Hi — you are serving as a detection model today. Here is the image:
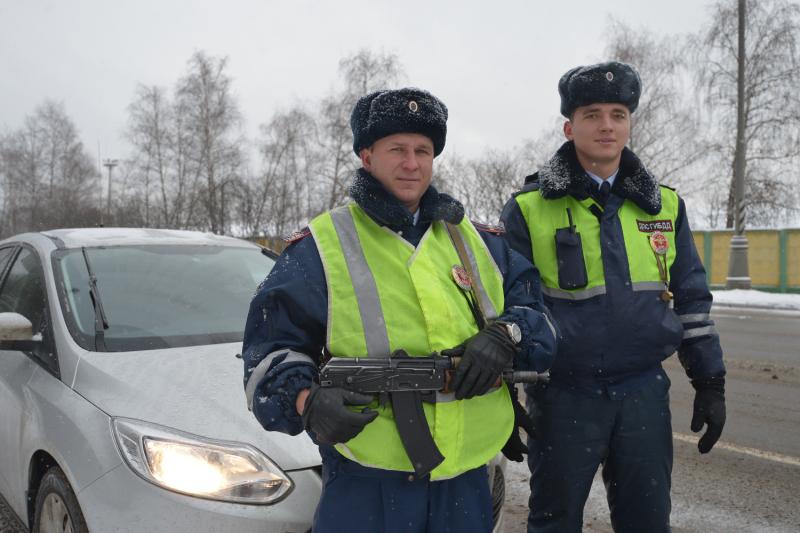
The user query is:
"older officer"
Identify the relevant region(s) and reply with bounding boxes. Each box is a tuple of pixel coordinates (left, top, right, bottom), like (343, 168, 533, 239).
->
(243, 87, 557, 533)
(501, 62, 726, 532)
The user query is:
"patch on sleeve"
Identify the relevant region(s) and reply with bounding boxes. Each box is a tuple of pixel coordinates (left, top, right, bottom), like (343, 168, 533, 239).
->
(283, 227, 311, 243)
(637, 219, 674, 233)
(472, 220, 505, 235)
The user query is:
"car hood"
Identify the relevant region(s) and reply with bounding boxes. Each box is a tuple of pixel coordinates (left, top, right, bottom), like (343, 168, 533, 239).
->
(71, 342, 320, 471)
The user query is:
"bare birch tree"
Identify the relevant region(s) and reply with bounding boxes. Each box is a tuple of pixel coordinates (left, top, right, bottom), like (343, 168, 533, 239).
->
(176, 52, 244, 234)
(605, 18, 709, 194)
(316, 49, 405, 211)
(697, 0, 800, 227)
(247, 107, 319, 238)
(242, 49, 406, 238)
(436, 136, 555, 223)
(126, 84, 199, 228)
(436, 149, 524, 222)
(0, 101, 100, 236)
(126, 84, 170, 227)
(125, 52, 245, 232)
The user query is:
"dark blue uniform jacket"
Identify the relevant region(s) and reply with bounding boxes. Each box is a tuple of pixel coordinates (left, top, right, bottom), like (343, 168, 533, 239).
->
(501, 142, 724, 395)
(244, 169, 558, 436)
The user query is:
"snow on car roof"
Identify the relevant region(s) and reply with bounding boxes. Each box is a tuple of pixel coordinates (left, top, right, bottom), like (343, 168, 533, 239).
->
(40, 227, 259, 249)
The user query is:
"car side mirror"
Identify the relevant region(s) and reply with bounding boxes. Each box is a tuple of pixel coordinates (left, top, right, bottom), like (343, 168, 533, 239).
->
(0, 312, 42, 351)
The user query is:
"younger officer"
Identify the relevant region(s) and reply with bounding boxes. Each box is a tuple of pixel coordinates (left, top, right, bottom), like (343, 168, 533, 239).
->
(501, 62, 726, 532)
(243, 87, 557, 533)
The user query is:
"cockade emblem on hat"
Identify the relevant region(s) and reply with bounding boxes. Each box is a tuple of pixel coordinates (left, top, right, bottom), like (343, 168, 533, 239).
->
(606, 71, 614, 82)
(408, 100, 419, 112)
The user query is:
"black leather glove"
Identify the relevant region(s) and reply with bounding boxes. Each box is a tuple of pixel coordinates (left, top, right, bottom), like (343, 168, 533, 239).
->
(690, 377, 726, 454)
(444, 323, 517, 400)
(301, 383, 378, 445)
(501, 385, 539, 462)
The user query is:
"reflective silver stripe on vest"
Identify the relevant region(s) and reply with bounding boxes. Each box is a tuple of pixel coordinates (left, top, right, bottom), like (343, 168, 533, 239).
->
(683, 325, 718, 340)
(678, 313, 711, 324)
(541, 285, 607, 300)
(330, 207, 392, 358)
(445, 222, 499, 321)
(245, 349, 315, 411)
(631, 281, 667, 292)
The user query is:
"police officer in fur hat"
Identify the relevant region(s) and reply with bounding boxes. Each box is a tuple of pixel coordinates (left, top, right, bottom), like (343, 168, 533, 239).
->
(243, 87, 558, 532)
(501, 62, 726, 532)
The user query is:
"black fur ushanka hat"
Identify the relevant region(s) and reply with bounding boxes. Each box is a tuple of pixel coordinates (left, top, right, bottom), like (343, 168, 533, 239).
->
(559, 61, 641, 118)
(350, 88, 448, 156)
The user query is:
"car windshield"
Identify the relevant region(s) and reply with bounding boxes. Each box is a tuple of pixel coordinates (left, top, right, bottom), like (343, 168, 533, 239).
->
(54, 245, 274, 352)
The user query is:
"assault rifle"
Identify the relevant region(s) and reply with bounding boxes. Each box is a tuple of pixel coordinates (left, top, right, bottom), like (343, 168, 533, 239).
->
(319, 349, 548, 478)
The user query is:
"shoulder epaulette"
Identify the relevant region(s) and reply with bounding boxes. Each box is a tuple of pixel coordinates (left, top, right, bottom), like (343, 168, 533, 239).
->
(513, 173, 541, 197)
(659, 183, 676, 192)
(472, 220, 505, 235)
(283, 227, 311, 244)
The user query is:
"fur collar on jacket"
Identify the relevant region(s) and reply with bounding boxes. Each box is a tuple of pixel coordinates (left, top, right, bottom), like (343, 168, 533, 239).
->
(349, 168, 465, 229)
(534, 141, 662, 215)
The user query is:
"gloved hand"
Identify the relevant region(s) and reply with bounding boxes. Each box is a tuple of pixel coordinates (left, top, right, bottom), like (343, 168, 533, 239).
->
(444, 323, 517, 400)
(301, 383, 378, 445)
(690, 377, 726, 454)
(501, 385, 539, 462)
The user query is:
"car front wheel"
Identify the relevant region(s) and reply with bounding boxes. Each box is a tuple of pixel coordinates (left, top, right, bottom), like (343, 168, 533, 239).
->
(33, 467, 88, 533)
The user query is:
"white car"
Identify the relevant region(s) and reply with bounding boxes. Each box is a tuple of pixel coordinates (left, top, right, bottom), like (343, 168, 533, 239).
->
(0, 227, 508, 533)
(0, 228, 321, 532)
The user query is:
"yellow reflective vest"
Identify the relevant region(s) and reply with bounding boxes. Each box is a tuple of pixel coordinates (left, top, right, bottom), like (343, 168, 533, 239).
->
(510, 181, 686, 384)
(308, 202, 513, 479)
(515, 185, 681, 300)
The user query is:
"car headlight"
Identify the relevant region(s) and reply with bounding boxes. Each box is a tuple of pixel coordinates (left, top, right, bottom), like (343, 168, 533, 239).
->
(112, 418, 293, 504)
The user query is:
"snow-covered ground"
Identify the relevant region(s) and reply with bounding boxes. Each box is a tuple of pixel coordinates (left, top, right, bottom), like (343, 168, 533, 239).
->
(712, 289, 800, 311)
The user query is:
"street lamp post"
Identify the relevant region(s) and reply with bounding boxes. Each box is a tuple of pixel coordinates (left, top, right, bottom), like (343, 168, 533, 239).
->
(726, 0, 751, 289)
(103, 159, 118, 224)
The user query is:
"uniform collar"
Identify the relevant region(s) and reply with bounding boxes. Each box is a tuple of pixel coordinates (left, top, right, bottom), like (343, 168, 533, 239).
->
(535, 141, 662, 215)
(586, 169, 618, 189)
(349, 168, 465, 229)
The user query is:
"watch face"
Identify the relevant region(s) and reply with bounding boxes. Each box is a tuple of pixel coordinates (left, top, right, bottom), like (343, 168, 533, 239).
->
(501, 322, 521, 344)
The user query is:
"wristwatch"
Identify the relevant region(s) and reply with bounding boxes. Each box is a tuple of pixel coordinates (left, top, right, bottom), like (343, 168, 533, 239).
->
(495, 320, 522, 345)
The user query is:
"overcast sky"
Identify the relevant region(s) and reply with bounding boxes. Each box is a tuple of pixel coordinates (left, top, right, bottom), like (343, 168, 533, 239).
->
(0, 0, 717, 165)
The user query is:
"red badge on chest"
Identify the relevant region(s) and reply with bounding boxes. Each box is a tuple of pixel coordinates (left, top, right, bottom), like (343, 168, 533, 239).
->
(451, 265, 472, 290)
(649, 231, 669, 255)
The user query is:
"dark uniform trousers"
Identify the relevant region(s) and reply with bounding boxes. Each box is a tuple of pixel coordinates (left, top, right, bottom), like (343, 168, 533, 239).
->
(314, 451, 494, 533)
(526, 372, 673, 533)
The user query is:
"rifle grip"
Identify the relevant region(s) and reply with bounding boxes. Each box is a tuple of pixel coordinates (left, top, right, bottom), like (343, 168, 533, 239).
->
(444, 356, 502, 392)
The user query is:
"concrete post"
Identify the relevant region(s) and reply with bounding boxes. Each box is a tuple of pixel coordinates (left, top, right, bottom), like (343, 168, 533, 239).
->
(726, 0, 751, 289)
